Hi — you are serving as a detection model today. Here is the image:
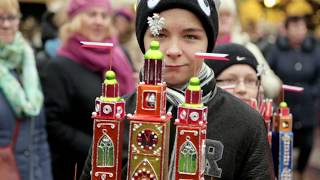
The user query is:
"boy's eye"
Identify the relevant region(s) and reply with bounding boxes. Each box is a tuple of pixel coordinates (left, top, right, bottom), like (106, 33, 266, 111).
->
(184, 34, 198, 40)
(158, 33, 167, 39)
(245, 79, 258, 86)
(217, 79, 236, 84)
(225, 79, 236, 84)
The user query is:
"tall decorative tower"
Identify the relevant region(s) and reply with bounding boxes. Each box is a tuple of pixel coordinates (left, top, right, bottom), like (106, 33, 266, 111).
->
(127, 41, 171, 180)
(174, 77, 207, 180)
(272, 102, 293, 180)
(91, 70, 125, 180)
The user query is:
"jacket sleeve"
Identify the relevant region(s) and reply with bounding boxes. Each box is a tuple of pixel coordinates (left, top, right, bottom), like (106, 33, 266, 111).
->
(79, 147, 92, 180)
(42, 61, 91, 155)
(239, 116, 275, 180)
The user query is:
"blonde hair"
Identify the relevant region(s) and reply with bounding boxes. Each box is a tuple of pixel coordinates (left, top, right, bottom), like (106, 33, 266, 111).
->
(219, 0, 237, 15)
(59, 12, 116, 43)
(0, 0, 20, 14)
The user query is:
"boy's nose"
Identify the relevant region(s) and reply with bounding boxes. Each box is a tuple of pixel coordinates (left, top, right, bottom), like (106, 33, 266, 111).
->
(165, 39, 182, 59)
(234, 81, 247, 95)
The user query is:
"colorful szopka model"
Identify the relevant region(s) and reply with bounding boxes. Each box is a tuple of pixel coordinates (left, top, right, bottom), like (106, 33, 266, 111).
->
(91, 70, 126, 180)
(173, 77, 207, 179)
(127, 40, 171, 180)
(272, 101, 293, 180)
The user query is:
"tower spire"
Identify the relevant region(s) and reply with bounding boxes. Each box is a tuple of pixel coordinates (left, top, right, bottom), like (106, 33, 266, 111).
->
(143, 41, 164, 85)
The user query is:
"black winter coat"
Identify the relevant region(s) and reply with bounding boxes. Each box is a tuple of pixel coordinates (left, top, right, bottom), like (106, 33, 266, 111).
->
(41, 56, 102, 180)
(267, 36, 320, 129)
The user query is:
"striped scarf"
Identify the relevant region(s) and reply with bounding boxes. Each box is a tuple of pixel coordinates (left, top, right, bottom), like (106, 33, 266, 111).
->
(166, 63, 217, 108)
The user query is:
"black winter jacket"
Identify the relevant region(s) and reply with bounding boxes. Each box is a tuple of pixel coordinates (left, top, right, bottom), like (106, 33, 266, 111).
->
(267, 36, 320, 129)
(41, 56, 103, 180)
(80, 87, 274, 180)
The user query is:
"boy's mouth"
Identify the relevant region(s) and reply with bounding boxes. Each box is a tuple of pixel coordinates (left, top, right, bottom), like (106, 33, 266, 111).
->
(165, 64, 185, 68)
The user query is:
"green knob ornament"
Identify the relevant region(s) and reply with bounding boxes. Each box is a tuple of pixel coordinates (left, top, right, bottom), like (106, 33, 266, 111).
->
(144, 40, 164, 60)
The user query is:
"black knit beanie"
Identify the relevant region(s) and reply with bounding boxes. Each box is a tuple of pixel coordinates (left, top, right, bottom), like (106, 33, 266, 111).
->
(206, 43, 259, 77)
(135, 0, 220, 53)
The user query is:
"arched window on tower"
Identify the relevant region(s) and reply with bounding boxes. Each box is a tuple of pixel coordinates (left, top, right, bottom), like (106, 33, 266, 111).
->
(97, 133, 114, 167)
(179, 140, 197, 174)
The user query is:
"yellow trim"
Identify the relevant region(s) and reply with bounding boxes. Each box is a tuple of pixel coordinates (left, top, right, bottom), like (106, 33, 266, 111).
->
(100, 96, 122, 102)
(182, 103, 203, 108)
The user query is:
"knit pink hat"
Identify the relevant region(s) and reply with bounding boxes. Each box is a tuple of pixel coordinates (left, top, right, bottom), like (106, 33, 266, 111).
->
(67, 0, 112, 18)
(114, 7, 134, 21)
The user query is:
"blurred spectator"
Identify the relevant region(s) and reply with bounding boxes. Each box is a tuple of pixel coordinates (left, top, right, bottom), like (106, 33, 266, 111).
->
(19, 15, 42, 50)
(254, 21, 280, 58)
(266, 15, 320, 180)
(36, 0, 67, 71)
(41, 0, 135, 179)
(113, 6, 143, 82)
(113, 7, 134, 44)
(215, 0, 282, 99)
(0, 0, 52, 180)
(41, 0, 67, 59)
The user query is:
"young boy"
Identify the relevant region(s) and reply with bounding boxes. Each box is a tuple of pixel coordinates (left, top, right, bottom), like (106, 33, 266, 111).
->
(80, 0, 274, 179)
(206, 43, 263, 104)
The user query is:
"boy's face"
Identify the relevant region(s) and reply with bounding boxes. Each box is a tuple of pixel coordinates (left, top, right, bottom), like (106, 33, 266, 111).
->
(144, 8, 208, 88)
(216, 64, 259, 102)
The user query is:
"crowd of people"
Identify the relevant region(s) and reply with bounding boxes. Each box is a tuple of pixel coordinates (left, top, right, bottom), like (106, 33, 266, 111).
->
(0, 0, 319, 180)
